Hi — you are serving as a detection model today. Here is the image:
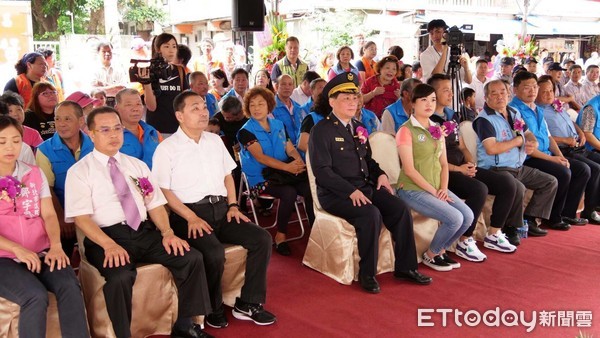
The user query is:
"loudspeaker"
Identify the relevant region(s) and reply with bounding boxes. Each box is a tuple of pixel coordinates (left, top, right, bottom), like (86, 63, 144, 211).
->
(232, 0, 265, 32)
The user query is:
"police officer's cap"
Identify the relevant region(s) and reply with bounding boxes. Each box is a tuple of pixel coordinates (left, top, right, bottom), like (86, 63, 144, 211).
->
(323, 72, 360, 98)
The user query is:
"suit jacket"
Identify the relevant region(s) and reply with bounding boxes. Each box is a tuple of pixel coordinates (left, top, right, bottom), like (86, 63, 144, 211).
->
(308, 112, 385, 202)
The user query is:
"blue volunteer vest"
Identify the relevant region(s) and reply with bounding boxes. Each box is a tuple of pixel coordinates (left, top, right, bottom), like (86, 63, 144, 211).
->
(576, 95, 600, 151)
(37, 132, 93, 206)
(205, 92, 219, 118)
(475, 107, 526, 169)
(384, 100, 409, 133)
(359, 108, 379, 135)
(238, 117, 288, 187)
(272, 95, 306, 146)
(120, 121, 161, 169)
(330, 63, 360, 77)
(509, 97, 551, 155)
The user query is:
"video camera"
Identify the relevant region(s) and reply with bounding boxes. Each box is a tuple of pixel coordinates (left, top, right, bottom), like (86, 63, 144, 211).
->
(445, 26, 464, 69)
(128, 57, 172, 85)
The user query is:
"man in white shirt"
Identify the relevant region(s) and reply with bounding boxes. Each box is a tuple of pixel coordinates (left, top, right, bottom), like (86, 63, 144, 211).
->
(290, 71, 320, 106)
(581, 65, 600, 105)
(564, 64, 586, 108)
(65, 107, 213, 338)
(469, 59, 490, 112)
(420, 19, 472, 84)
(152, 91, 276, 329)
(90, 42, 128, 105)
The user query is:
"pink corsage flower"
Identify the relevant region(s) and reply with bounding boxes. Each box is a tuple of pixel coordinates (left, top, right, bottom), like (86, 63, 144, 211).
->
(552, 99, 564, 113)
(428, 121, 457, 140)
(513, 118, 525, 132)
(0, 176, 24, 211)
(429, 125, 443, 140)
(356, 126, 369, 144)
(443, 121, 458, 135)
(131, 176, 154, 199)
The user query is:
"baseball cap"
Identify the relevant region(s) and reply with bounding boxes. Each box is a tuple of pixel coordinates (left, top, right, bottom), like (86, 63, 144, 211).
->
(512, 65, 526, 76)
(500, 57, 515, 66)
(65, 91, 99, 108)
(524, 57, 537, 64)
(547, 62, 566, 71)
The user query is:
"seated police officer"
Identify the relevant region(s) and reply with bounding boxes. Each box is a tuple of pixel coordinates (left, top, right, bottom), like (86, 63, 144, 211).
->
(308, 72, 431, 293)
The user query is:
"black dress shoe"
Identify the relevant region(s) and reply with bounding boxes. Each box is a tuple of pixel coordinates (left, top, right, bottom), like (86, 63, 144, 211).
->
(543, 221, 571, 231)
(171, 323, 214, 338)
(582, 211, 600, 225)
(358, 274, 381, 294)
(527, 224, 548, 237)
(394, 270, 432, 285)
(562, 216, 587, 226)
(274, 242, 291, 256)
(504, 227, 521, 246)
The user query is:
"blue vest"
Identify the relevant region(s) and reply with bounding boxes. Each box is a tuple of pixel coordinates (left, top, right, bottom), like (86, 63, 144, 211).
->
(576, 95, 600, 151)
(301, 97, 314, 114)
(510, 97, 551, 155)
(475, 107, 526, 169)
(272, 95, 306, 146)
(120, 121, 161, 169)
(331, 63, 359, 77)
(238, 118, 288, 187)
(205, 93, 219, 118)
(37, 132, 93, 206)
(384, 101, 409, 133)
(359, 108, 379, 135)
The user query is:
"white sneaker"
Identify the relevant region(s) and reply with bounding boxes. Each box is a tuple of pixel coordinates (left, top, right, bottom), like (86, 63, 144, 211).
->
(455, 237, 487, 262)
(484, 232, 517, 253)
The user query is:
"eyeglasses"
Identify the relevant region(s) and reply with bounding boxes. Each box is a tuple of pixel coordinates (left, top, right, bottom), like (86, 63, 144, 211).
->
(94, 125, 124, 135)
(40, 91, 58, 97)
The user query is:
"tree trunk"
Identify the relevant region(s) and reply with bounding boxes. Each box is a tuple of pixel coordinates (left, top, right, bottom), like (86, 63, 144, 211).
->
(31, 0, 58, 36)
(89, 7, 106, 34)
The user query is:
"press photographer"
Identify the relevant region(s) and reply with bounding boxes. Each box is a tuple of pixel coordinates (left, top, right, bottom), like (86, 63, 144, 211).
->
(420, 19, 472, 84)
(141, 33, 190, 135)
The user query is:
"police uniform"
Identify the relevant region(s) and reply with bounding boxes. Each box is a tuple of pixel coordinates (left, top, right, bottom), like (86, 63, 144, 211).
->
(308, 73, 422, 288)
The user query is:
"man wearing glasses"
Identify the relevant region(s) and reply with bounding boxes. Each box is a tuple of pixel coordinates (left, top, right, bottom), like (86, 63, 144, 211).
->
(65, 106, 214, 338)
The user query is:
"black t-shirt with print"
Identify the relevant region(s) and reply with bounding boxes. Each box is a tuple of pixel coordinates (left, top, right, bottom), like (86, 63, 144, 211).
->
(23, 110, 55, 141)
(145, 65, 189, 134)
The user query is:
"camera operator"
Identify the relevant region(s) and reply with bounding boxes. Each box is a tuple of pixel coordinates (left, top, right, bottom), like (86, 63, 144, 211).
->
(420, 19, 472, 85)
(139, 33, 190, 136)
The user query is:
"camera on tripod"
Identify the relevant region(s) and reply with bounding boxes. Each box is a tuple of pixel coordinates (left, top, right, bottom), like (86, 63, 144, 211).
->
(446, 26, 464, 69)
(129, 57, 172, 85)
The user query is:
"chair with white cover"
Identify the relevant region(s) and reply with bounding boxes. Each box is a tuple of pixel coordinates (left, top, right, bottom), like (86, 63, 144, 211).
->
(0, 295, 62, 337)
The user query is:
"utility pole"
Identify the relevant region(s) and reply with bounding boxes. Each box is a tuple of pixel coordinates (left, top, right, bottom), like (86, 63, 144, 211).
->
(521, 0, 530, 38)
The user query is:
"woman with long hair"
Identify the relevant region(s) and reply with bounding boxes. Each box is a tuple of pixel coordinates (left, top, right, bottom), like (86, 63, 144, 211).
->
(355, 41, 377, 81)
(0, 116, 89, 337)
(23, 82, 58, 141)
(317, 51, 334, 79)
(237, 87, 314, 256)
(254, 69, 275, 93)
(3, 52, 48, 108)
(209, 69, 230, 101)
(143, 33, 190, 136)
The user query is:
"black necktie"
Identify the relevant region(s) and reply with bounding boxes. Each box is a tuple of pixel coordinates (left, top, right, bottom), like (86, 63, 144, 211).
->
(346, 123, 353, 136)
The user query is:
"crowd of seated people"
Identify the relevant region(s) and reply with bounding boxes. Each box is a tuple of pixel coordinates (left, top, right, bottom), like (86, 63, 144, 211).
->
(1, 20, 600, 336)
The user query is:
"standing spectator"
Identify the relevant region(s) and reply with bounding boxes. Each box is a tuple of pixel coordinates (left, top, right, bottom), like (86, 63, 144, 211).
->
(381, 78, 421, 135)
(387, 45, 405, 80)
(0, 115, 90, 338)
(492, 57, 515, 84)
(270, 37, 309, 87)
(193, 38, 224, 78)
(412, 62, 424, 82)
(361, 55, 401, 119)
(114, 88, 163, 169)
(23, 83, 58, 140)
(300, 78, 326, 115)
(144, 33, 190, 136)
(209, 69, 230, 102)
(524, 57, 538, 75)
(561, 59, 576, 86)
(581, 65, 600, 105)
(37, 48, 65, 102)
(254, 69, 275, 93)
(36, 101, 93, 258)
(316, 51, 334, 79)
(398, 64, 413, 81)
(564, 64, 586, 108)
(220, 68, 249, 108)
(90, 42, 128, 105)
(291, 71, 320, 107)
(91, 89, 108, 108)
(420, 19, 472, 84)
(459, 87, 478, 121)
(272, 74, 306, 146)
(350, 33, 365, 62)
(355, 41, 378, 82)
(328, 46, 359, 81)
(221, 42, 238, 82)
(190, 71, 219, 117)
(547, 62, 579, 111)
(4, 52, 47, 108)
(177, 45, 193, 73)
(0, 91, 43, 149)
(469, 59, 490, 112)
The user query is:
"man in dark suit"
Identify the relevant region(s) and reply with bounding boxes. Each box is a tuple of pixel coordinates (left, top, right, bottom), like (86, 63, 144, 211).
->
(308, 73, 431, 293)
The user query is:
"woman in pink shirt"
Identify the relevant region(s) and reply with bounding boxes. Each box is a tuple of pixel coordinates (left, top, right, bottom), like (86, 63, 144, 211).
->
(0, 91, 43, 149)
(361, 55, 402, 119)
(0, 116, 88, 337)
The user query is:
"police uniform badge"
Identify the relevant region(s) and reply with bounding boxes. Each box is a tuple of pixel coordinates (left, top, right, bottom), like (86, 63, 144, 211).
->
(347, 73, 354, 82)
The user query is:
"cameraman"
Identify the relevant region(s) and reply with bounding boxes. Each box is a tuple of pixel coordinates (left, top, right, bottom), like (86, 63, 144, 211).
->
(142, 33, 190, 136)
(420, 19, 472, 84)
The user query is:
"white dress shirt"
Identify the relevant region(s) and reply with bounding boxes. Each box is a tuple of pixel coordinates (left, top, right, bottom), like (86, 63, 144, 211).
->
(65, 150, 167, 226)
(581, 78, 600, 105)
(420, 45, 467, 83)
(152, 127, 237, 204)
(290, 87, 310, 106)
(468, 75, 489, 112)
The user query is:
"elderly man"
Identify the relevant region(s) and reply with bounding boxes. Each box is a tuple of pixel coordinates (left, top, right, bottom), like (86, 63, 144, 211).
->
(65, 107, 213, 338)
(291, 71, 321, 106)
(309, 72, 431, 293)
(36, 101, 94, 257)
(381, 78, 421, 135)
(270, 36, 309, 86)
(190, 71, 219, 117)
(473, 79, 558, 245)
(510, 71, 589, 230)
(114, 88, 162, 169)
(152, 91, 275, 328)
(419, 19, 472, 84)
(581, 65, 600, 105)
(272, 74, 307, 146)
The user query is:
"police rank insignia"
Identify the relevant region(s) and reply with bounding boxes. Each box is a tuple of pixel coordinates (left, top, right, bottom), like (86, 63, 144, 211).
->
(335, 137, 344, 142)
(347, 73, 354, 81)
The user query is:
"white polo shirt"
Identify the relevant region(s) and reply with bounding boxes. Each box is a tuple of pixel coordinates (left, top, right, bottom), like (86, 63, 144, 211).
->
(64, 150, 166, 227)
(152, 127, 237, 204)
(469, 75, 489, 112)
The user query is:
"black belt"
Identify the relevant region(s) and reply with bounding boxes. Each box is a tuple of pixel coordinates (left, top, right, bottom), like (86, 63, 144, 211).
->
(189, 195, 226, 206)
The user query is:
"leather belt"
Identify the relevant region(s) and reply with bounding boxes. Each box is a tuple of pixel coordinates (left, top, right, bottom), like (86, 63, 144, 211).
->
(191, 195, 226, 205)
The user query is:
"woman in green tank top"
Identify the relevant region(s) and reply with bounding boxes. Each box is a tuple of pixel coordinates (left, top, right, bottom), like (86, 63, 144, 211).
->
(395, 84, 474, 272)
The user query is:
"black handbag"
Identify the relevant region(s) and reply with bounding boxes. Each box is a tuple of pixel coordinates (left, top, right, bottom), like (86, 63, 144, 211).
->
(262, 158, 307, 186)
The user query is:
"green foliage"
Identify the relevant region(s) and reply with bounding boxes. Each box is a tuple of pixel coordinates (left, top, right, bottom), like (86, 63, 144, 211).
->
(305, 9, 367, 51)
(259, 12, 288, 71)
(122, 0, 166, 24)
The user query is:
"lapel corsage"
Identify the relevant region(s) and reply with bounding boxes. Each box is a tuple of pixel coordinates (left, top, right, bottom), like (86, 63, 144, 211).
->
(551, 99, 564, 113)
(428, 121, 458, 140)
(131, 176, 154, 199)
(513, 118, 525, 137)
(0, 176, 25, 211)
(356, 126, 369, 144)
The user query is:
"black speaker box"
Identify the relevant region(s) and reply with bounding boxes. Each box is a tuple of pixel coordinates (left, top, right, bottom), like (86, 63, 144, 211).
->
(232, 0, 265, 32)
